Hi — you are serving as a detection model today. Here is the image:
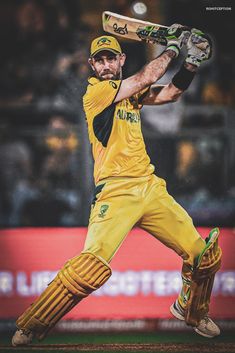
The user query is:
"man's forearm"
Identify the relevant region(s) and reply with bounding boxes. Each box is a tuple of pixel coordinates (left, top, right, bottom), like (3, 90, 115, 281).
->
(114, 49, 176, 103)
(135, 50, 176, 89)
(140, 59, 199, 105)
(140, 82, 183, 105)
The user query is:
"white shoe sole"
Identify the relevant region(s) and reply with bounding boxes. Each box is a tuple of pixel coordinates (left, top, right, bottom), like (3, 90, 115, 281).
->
(170, 303, 219, 338)
(194, 327, 216, 338)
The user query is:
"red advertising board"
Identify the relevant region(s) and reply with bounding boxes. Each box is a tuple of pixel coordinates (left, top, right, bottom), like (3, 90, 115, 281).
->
(0, 227, 235, 320)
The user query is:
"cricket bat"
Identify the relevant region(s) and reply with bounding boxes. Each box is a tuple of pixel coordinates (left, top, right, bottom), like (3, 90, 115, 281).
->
(102, 11, 169, 46)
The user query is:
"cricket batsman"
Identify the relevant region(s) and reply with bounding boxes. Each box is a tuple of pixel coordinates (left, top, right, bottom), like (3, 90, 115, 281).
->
(12, 24, 222, 346)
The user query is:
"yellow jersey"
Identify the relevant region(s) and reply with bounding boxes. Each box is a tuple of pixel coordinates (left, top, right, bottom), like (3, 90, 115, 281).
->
(83, 77, 155, 184)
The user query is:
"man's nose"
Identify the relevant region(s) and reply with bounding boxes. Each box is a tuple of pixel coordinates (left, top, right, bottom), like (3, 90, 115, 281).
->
(103, 59, 110, 68)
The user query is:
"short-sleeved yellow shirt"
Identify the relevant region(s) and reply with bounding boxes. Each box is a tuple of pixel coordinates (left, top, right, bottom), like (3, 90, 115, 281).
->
(83, 77, 155, 184)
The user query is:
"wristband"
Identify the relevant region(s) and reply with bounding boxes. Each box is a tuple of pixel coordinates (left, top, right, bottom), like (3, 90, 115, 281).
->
(172, 64, 196, 90)
(166, 45, 179, 58)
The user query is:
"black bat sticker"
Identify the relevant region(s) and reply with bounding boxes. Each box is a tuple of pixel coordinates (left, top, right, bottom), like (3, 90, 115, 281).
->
(113, 23, 128, 35)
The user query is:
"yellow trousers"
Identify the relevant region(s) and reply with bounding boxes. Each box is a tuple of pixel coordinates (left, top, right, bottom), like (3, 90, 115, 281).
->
(84, 174, 206, 309)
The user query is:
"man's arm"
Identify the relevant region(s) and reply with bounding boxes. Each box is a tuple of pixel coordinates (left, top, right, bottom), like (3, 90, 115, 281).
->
(114, 50, 176, 103)
(141, 28, 213, 106)
(114, 24, 190, 103)
(140, 62, 197, 105)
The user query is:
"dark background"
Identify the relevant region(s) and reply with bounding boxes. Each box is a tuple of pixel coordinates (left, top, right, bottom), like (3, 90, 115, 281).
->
(0, 0, 234, 227)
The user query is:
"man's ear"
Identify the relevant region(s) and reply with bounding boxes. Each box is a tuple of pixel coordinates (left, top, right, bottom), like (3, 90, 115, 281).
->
(120, 53, 126, 68)
(88, 58, 95, 71)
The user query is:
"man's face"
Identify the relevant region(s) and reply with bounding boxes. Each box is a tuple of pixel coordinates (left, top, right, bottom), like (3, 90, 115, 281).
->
(89, 50, 126, 80)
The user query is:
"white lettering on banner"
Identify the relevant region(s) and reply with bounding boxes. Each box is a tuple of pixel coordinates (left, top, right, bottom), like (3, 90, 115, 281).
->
(16, 271, 57, 296)
(0, 270, 235, 297)
(94, 271, 182, 297)
(219, 272, 235, 295)
(96, 271, 235, 297)
(0, 272, 13, 295)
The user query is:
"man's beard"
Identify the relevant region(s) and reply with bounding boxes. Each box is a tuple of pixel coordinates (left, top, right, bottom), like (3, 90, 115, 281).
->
(95, 70, 121, 81)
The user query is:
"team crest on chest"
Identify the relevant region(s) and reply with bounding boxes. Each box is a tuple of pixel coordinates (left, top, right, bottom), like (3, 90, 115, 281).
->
(98, 204, 109, 218)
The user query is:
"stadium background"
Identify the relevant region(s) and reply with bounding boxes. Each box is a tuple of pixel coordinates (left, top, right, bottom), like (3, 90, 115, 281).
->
(0, 0, 234, 352)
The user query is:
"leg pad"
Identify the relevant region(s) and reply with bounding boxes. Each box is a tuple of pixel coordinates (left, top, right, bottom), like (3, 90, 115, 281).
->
(16, 252, 111, 340)
(185, 228, 222, 326)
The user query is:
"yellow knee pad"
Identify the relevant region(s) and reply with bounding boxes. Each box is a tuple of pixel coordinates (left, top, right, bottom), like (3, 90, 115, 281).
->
(16, 252, 111, 340)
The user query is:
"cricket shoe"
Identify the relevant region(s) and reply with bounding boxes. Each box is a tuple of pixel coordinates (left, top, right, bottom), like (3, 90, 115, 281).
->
(12, 329, 33, 346)
(170, 300, 220, 338)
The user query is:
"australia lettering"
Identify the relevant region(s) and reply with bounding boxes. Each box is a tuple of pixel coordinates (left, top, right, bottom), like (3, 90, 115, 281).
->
(116, 109, 140, 123)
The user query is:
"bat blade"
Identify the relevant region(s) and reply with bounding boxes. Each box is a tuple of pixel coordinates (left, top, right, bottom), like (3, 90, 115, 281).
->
(102, 11, 168, 45)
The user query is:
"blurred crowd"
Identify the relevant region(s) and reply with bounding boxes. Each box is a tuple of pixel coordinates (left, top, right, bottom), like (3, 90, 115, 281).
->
(0, 115, 82, 226)
(0, 0, 234, 227)
(0, 0, 92, 112)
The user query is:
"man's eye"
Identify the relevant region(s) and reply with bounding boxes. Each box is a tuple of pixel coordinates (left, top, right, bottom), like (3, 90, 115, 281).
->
(95, 58, 103, 63)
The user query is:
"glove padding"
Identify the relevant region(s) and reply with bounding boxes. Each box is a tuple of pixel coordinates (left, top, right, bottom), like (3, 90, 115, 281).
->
(165, 23, 191, 57)
(186, 28, 212, 67)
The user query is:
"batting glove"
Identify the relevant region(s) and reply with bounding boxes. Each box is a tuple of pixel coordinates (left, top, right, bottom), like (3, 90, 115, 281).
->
(165, 23, 191, 57)
(185, 28, 212, 67)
